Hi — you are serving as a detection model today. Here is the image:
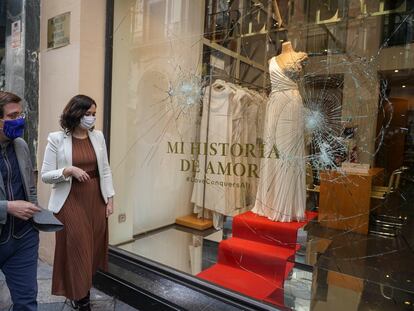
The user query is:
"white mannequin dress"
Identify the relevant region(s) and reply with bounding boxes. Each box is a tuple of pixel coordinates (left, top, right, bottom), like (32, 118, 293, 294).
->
(252, 58, 306, 222)
(191, 81, 233, 228)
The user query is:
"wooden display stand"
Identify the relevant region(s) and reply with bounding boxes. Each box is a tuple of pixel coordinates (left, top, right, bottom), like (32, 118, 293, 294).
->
(318, 168, 383, 235)
(175, 214, 213, 230)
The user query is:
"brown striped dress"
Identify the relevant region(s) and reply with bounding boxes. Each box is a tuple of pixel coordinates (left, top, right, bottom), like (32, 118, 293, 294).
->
(52, 136, 108, 300)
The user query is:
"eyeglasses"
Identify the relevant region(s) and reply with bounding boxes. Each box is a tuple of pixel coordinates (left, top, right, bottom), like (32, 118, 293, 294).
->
(6, 112, 26, 120)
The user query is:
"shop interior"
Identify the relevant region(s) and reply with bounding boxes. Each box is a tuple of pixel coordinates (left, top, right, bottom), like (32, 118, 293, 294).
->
(108, 1, 414, 310)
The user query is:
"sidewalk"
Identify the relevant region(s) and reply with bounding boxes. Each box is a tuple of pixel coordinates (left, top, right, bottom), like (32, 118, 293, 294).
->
(0, 260, 138, 311)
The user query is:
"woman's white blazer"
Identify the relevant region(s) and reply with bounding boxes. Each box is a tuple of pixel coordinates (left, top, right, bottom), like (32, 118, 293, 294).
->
(41, 130, 115, 213)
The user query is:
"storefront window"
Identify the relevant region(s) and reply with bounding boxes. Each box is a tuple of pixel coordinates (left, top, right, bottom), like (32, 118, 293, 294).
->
(109, 0, 414, 309)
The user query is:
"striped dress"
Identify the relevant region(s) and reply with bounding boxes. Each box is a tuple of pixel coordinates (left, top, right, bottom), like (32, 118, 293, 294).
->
(52, 136, 108, 300)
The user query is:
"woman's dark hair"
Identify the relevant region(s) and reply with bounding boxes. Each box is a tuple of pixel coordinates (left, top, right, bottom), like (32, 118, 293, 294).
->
(60, 95, 96, 134)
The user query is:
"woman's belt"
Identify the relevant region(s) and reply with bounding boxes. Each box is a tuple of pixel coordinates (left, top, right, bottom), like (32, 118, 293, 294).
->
(86, 170, 99, 179)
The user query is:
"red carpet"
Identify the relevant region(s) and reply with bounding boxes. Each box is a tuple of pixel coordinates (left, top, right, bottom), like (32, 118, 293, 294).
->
(198, 211, 317, 307)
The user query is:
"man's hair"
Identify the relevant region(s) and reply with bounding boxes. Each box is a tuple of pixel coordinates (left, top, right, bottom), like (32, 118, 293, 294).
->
(0, 91, 22, 118)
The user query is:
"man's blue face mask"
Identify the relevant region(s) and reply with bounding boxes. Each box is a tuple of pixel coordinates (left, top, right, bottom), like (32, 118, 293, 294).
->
(1, 117, 25, 140)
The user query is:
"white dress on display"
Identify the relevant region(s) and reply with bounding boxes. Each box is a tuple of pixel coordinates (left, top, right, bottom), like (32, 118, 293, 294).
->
(191, 80, 234, 228)
(191, 80, 264, 229)
(245, 91, 266, 206)
(252, 58, 306, 222)
(228, 88, 251, 213)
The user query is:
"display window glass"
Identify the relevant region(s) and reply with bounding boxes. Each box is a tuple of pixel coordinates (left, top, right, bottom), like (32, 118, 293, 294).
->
(109, 1, 414, 309)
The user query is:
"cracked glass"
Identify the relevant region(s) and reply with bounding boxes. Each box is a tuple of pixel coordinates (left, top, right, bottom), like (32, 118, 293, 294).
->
(108, 0, 414, 310)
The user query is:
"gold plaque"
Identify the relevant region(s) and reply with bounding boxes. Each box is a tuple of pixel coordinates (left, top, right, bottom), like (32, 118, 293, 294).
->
(47, 12, 70, 49)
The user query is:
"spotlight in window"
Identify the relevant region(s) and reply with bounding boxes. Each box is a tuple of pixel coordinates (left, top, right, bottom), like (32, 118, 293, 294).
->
(394, 69, 399, 73)
(402, 85, 406, 88)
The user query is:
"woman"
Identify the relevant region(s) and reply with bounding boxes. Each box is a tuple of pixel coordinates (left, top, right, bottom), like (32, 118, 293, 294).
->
(41, 95, 115, 310)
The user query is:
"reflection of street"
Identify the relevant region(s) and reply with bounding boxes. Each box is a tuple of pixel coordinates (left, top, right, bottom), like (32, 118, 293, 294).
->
(118, 226, 219, 276)
(309, 186, 414, 311)
(110, 0, 205, 242)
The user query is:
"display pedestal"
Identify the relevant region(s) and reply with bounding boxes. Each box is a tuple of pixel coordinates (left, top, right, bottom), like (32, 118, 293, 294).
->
(175, 214, 213, 230)
(198, 211, 317, 307)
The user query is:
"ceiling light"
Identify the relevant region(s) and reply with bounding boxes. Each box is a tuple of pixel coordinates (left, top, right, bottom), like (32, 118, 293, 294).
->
(402, 85, 406, 88)
(394, 69, 399, 73)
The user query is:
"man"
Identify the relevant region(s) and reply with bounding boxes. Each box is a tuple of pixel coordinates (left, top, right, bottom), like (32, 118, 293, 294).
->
(0, 91, 40, 311)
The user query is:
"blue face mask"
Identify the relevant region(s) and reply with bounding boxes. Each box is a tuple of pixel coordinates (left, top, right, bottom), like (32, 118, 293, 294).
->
(2, 118, 25, 140)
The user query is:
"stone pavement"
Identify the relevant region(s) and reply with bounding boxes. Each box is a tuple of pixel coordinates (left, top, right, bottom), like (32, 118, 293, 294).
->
(0, 260, 138, 311)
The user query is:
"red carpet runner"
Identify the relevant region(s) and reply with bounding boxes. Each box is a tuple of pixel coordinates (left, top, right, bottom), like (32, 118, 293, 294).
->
(198, 211, 317, 307)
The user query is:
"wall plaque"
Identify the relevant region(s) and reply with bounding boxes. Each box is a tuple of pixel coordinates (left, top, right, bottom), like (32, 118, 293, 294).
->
(47, 12, 70, 49)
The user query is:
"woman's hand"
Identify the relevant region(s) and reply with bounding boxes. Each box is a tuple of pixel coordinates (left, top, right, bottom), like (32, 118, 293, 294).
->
(63, 166, 90, 182)
(106, 197, 114, 218)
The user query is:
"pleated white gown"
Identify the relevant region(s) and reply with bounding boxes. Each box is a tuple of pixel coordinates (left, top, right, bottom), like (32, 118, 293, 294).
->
(252, 58, 306, 222)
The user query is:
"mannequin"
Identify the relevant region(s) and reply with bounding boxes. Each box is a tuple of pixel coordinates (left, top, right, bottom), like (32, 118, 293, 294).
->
(275, 41, 307, 71)
(252, 41, 308, 222)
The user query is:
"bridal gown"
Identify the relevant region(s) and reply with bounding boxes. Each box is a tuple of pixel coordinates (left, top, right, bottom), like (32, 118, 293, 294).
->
(252, 58, 306, 222)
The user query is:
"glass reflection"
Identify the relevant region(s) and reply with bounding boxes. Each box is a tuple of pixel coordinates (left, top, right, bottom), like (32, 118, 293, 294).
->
(109, 0, 414, 309)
